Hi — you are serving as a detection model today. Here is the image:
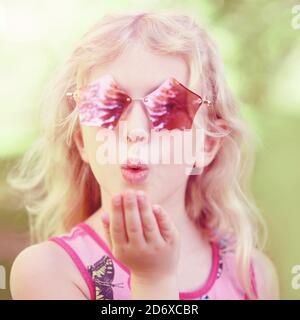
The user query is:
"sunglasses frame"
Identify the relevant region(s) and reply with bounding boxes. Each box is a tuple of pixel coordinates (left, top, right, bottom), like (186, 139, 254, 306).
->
(66, 75, 213, 130)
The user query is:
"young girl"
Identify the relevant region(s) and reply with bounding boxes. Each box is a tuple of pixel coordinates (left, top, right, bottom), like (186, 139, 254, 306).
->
(8, 11, 279, 300)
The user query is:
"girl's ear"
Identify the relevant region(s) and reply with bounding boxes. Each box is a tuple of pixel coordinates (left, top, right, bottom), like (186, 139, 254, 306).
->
(74, 126, 89, 163)
(201, 118, 229, 167)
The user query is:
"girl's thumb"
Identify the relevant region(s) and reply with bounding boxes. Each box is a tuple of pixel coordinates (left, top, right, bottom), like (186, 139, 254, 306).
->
(101, 212, 113, 251)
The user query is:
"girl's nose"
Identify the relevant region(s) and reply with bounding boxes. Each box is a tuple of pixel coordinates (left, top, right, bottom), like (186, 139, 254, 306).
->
(127, 128, 148, 143)
(122, 100, 150, 143)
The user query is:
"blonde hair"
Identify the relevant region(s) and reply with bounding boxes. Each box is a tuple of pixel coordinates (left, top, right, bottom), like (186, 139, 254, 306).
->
(8, 11, 267, 299)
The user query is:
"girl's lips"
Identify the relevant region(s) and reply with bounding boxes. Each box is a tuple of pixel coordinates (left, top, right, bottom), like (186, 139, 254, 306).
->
(120, 164, 149, 184)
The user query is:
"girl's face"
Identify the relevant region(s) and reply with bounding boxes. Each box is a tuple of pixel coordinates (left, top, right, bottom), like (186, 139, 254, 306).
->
(75, 42, 207, 204)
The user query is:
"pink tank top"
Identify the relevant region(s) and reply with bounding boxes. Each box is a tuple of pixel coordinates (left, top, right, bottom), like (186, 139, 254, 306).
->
(49, 222, 258, 300)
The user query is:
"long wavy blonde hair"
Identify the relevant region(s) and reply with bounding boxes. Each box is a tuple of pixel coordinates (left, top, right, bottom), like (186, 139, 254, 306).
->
(8, 11, 267, 299)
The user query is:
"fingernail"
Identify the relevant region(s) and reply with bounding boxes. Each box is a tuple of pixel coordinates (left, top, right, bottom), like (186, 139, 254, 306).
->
(101, 212, 109, 225)
(124, 190, 135, 202)
(113, 194, 121, 206)
(137, 191, 145, 202)
(153, 205, 161, 214)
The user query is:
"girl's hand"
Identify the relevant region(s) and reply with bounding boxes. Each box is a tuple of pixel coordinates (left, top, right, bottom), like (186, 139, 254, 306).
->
(100, 189, 181, 281)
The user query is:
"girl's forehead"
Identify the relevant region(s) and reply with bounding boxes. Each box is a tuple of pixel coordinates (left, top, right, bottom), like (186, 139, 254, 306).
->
(86, 50, 190, 95)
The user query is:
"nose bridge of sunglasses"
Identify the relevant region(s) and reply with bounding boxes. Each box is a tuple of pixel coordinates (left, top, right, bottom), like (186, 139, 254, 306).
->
(120, 97, 152, 131)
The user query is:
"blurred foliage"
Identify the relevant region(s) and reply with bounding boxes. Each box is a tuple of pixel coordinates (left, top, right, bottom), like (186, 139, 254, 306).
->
(0, 0, 299, 299)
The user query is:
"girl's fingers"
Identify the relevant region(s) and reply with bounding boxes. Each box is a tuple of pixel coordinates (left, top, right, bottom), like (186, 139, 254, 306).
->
(123, 189, 144, 244)
(153, 205, 178, 244)
(111, 194, 128, 244)
(100, 211, 113, 250)
(136, 191, 161, 242)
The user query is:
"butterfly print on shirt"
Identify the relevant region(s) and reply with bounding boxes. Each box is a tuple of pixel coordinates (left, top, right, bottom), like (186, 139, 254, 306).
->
(87, 255, 125, 300)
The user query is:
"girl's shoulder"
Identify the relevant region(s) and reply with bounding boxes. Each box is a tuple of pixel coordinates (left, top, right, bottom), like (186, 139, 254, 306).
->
(10, 237, 90, 299)
(47, 222, 131, 300)
(250, 248, 280, 299)
(218, 237, 280, 299)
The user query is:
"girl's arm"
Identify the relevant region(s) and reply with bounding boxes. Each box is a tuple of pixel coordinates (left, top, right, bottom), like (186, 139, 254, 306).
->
(252, 249, 280, 300)
(10, 242, 89, 300)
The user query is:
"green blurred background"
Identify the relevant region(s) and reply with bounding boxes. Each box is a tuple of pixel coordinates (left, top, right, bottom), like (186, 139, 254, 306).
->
(0, 0, 299, 299)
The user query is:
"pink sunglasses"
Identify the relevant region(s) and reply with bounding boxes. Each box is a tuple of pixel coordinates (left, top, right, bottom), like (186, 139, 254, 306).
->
(66, 74, 212, 131)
